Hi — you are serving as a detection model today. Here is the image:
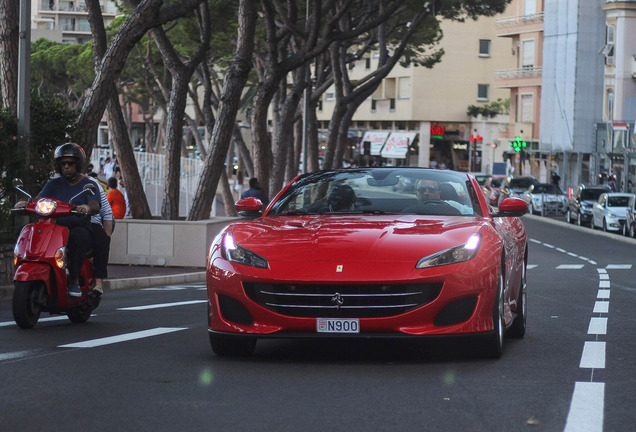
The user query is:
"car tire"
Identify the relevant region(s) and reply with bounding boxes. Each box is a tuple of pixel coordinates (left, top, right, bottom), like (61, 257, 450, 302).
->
(603, 218, 608, 232)
(576, 213, 582, 226)
(528, 202, 534, 215)
(507, 258, 527, 339)
(209, 333, 256, 356)
(566, 210, 572, 224)
(484, 269, 505, 359)
(623, 223, 628, 237)
(630, 224, 635, 238)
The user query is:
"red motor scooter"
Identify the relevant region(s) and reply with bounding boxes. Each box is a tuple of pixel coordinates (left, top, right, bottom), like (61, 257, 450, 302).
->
(11, 179, 101, 329)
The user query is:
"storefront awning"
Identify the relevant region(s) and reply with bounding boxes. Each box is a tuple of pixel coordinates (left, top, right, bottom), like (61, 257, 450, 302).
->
(361, 131, 390, 156)
(381, 132, 417, 159)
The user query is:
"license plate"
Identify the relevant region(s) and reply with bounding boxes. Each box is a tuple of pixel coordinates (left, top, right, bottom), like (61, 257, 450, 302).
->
(316, 318, 360, 334)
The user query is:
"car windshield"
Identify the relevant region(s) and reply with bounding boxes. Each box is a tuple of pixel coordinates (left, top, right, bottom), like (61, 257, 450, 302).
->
(533, 184, 562, 194)
(608, 196, 630, 207)
(268, 168, 482, 217)
(490, 178, 504, 187)
(581, 189, 607, 201)
(509, 178, 535, 189)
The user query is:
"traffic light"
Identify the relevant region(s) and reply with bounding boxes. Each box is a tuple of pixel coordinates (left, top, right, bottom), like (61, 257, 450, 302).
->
(510, 136, 527, 152)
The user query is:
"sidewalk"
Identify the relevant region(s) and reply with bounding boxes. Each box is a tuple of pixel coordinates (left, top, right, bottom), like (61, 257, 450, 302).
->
(0, 264, 206, 302)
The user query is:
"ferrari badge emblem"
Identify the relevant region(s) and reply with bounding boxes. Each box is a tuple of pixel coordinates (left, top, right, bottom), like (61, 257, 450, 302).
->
(336, 265, 343, 272)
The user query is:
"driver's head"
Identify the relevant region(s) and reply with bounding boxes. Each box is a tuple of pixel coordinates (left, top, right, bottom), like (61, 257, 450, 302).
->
(54, 143, 85, 179)
(415, 179, 440, 202)
(327, 184, 356, 211)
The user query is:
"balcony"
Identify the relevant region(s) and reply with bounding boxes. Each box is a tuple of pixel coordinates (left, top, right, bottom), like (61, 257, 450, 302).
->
(495, 13, 544, 37)
(494, 67, 543, 88)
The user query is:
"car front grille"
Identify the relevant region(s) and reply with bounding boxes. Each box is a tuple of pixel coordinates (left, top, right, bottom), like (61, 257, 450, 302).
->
(243, 282, 443, 318)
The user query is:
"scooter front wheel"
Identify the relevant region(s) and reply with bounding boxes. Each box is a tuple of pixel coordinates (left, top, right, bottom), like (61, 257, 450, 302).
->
(12, 281, 44, 329)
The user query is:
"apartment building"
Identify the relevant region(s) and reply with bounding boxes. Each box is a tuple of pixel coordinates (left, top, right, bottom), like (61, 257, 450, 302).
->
(597, 0, 636, 191)
(316, 15, 512, 174)
(494, 0, 544, 179)
(31, 0, 118, 44)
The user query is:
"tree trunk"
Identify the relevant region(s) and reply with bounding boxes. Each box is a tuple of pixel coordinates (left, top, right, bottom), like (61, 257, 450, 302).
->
(107, 89, 153, 218)
(0, 0, 19, 111)
(187, 0, 257, 221)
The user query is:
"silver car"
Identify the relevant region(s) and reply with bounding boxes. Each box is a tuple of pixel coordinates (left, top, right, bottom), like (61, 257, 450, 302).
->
(523, 183, 568, 216)
(591, 193, 634, 232)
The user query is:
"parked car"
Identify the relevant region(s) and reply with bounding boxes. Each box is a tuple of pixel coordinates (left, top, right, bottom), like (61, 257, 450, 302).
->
(522, 183, 568, 215)
(566, 184, 612, 226)
(622, 194, 636, 237)
(206, 167, 529, 358)
(498, 176, 539, 204)
(591, 193, 634, 232)
(487, 176, 507, 206)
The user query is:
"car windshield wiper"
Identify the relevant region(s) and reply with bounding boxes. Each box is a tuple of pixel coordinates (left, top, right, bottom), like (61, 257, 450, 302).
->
(360, 209, 388, 214)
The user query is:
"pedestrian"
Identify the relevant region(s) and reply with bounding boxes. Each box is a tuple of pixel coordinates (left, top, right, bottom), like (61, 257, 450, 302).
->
(608, 175, 617, 192)
(234, 170, 244, 201)
(241, 177, 269, 205)
(107, 177, 127, 219)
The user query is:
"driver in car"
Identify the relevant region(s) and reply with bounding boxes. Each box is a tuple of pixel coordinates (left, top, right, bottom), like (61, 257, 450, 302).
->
(404, 179, 472, 215)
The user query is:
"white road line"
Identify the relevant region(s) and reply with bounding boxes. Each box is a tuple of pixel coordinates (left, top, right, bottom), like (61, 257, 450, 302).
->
(0, 315, 87, 327)
(606, 264, 632, 269)
(527, 264, 539, 269)
(564, 382, 605, 432)
(599, 280, 610, 288)
(117, 300, 206, 311)
(580, 341, 606, 369)
(587, 317, 608, 335)
(59, 327, 187, 348)
(597, 289, 611, 299)
(557, 264, 585, 269)
(593, 301, 609, 314)
(0, 351, 34, 361)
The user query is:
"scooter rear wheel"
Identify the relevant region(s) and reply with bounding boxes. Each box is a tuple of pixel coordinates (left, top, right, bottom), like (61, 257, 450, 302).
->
(12, 281, 43, 329)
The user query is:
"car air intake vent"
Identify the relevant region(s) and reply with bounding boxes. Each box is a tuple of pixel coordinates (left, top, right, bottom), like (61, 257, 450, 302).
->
(243, 282, 443, 318)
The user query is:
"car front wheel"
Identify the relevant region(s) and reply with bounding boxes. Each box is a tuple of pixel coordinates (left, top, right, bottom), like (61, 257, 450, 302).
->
(507, 259, 527, 339)
(484, 270, 505, 359)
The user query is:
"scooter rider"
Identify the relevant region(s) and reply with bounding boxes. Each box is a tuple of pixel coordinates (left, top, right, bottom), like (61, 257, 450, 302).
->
(15, 143, 100, 297)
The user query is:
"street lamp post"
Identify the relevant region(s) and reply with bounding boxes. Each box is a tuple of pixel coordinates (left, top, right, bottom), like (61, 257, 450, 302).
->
(17, 0, 31, 165)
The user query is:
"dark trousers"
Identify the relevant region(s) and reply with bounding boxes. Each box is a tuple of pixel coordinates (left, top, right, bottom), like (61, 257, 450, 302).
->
(91, 223, 111, 279)
(65, 226, 93, 282)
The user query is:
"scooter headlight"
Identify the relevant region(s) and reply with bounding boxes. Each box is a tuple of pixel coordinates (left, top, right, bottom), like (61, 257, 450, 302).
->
(55, 247, 67, 269)
(35, 198, 57, 216)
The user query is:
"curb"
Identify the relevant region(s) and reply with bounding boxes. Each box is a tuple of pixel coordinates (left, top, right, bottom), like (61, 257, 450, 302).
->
(0, 271, 206, 303)
(105, 271, 206, 291)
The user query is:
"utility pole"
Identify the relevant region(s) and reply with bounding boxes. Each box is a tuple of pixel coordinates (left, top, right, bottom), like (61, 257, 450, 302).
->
(17, 0, 31, 165)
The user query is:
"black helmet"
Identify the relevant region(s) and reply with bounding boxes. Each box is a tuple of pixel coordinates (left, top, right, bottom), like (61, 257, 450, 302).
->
(54, 142, 85, 173)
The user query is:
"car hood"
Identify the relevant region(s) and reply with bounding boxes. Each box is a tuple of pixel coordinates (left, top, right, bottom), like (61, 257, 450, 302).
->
(229, 215, 485, 264)
(605, 207, 629, 217)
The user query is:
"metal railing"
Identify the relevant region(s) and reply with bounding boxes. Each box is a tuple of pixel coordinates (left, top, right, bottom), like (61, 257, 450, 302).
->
(495, 13, 544, 28)
(494, 67, 543, 80)
(91, 150, 214, 218)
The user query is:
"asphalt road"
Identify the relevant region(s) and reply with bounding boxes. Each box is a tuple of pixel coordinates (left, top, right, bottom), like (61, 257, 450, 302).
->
(0, 215, 634, 432)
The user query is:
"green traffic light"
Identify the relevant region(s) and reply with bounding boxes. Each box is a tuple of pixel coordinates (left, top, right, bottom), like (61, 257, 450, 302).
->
(510, 136, 527, 152)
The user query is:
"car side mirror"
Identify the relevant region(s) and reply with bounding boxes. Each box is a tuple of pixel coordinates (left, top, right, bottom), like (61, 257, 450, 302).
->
(493, 197, 528, 217)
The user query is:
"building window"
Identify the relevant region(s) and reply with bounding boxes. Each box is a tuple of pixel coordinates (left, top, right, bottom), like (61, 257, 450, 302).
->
(398, 77, 411, 99)
(524, 0, 536, 16)
(522, 39, 535, 69)
(606, 89, 614, 122)
(477, 84, 489, 101)
(520, 94, 533, 123)
(326, 92, 335, 101)
(479, 39, 491, 57)
(603, 25, 615, 66)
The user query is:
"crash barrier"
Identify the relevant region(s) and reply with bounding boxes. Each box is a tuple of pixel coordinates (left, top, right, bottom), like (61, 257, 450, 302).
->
(109, 217, 238, 267)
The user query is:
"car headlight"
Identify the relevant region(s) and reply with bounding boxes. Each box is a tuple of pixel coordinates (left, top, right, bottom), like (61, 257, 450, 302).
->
(222, 233, 269, 269)
(607, 211, 617, 218)
(35, 198, 57, 216)
(416, 234, 481, 269)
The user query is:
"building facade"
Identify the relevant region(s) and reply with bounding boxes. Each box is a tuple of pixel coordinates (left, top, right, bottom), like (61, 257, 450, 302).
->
(316, 14, 512, 174)
(597, 0, 636, 192)
(31, 0, 118, 44)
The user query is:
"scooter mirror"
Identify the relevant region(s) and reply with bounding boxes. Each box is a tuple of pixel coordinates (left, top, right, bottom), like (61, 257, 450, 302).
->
(83, 183, 96, 196)
(12, 178, 24, 188)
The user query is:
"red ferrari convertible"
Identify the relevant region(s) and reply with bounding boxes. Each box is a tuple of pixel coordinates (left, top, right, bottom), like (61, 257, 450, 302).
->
(206, 168, 528, 358)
